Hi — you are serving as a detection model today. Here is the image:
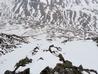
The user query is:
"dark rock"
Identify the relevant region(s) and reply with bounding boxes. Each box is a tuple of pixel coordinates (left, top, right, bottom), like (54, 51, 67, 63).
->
(14, 57, 32, 72)
(4, 68, 30, 74)
(4, 70, 13, 74)
(18, 68, 30, 74)
(40, 66, 53, 74)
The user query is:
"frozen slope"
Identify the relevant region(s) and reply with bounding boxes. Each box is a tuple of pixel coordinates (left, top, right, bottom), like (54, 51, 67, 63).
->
(0, 36, 98, 74)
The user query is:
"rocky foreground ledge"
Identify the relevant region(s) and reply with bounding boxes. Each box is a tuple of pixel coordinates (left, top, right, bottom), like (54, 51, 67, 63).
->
(1, 33, 98, 74)
(4, 52, 98, 74)
(0, 33, 28, 56)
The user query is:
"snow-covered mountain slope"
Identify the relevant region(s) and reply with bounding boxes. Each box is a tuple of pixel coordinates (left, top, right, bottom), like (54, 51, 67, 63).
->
(0, 0, 98, 74)
(0, 35, 98, 74)
(0, 0, 98, 39)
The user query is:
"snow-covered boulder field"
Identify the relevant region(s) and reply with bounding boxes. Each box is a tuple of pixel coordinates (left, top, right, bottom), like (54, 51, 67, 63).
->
(0, 35, 98, 74)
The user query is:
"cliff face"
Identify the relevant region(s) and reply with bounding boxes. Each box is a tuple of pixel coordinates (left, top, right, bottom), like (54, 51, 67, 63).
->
(0, 0, 98, 39)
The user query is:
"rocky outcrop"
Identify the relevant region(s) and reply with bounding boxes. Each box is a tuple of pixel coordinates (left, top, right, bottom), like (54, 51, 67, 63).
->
(92, 37, 98, 46)
(4, 57, 32, 74)
(40, 53, 98, 74)
(0, 33, 29, 56)
(4, 68, 30, 74)
(13, 57, 32, 73)
(40, 66, 53, 74)
(3, 45, 98, 74)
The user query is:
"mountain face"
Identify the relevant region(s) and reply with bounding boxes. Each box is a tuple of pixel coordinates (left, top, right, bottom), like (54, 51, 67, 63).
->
(12, 0, 98, 16)
(0, 0, 98, 39)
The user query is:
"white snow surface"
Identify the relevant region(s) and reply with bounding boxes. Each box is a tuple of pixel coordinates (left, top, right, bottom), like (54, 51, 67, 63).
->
(0, 0, 98, 74)
(0, 35, 98, 74)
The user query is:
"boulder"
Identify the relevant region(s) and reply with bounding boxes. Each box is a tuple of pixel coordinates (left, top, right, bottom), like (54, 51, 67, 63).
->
(18, 68, 30, 74)
(4, 68, 30, 74)
(40, 66, 53, 74)
(4, 70, 13, 74)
